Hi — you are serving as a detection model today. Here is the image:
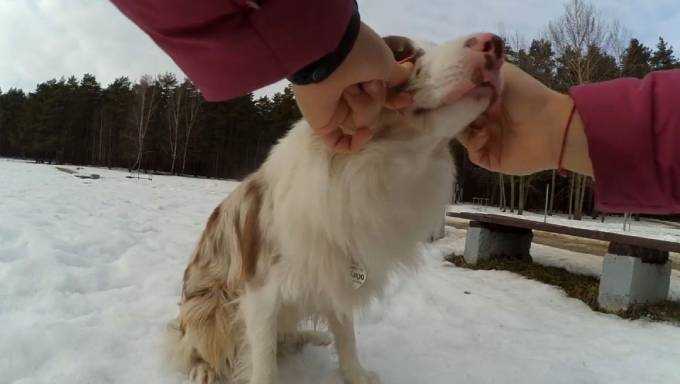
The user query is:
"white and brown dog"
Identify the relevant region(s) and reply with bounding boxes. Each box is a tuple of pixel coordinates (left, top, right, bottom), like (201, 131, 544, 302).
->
(168, 33, 504, 384)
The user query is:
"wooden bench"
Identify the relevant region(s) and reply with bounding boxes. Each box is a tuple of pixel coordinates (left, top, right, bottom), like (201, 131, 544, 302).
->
(447, 211, 676, 311)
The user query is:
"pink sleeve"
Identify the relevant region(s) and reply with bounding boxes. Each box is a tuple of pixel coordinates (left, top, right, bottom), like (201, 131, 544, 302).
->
(110, 0, 354, 101)
(570, 69, 680, 214)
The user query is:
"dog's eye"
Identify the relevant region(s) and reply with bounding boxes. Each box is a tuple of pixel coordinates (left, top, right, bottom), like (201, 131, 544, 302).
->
(416, 67, 422, 76)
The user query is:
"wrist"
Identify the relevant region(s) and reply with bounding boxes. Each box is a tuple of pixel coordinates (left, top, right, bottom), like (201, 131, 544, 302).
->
(288, 2, 360, 85)
(550, 93, 593, 176)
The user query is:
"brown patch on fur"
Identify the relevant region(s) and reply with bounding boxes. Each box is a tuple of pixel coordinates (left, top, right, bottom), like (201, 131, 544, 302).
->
(234, 178, 264, 281)
(187, 205, 223, 270)
(492, 36, 504, 59)
(464, 37, 478, 48)
(471, 67, 484, 85)
(206, 205, 221, 233)
(484, 54, 495, 70)
(383, 35, 424, 63)
(181, 267, 192, 301)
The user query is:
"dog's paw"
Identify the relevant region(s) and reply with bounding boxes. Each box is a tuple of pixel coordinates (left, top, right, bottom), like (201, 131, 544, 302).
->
(342, 368, 381, 384)
(189, 361, 218, 384)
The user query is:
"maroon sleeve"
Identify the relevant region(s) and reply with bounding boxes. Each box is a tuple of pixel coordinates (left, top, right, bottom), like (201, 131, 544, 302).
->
(570, 69, 680, 214)
(110, 0, 354, 101)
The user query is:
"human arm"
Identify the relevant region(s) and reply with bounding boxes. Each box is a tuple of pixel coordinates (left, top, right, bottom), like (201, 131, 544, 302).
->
(570, 70, 680, 214)
(110, 0, 413, 151)
(459, 65, 680, 214)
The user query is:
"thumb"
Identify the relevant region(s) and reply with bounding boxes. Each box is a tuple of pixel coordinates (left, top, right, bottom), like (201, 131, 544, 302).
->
(387, 61, 414, 87)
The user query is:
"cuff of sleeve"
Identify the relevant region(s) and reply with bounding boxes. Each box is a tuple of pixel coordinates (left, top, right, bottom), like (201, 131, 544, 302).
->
(287, 3, 360, 85)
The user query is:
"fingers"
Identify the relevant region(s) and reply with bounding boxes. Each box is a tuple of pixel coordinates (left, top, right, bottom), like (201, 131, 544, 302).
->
(349, 128, 373, 152)
(344, 81, 385, 129)
(316, 75, 414, 153)
(385, 91, 414, 110)
(320, 126, 373, 154)
(388, 61, 414, 87)
(316, 100, 350, 136)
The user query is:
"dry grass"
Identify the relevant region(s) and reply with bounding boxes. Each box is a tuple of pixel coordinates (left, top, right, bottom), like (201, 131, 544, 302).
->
(445, 254, 680, 325)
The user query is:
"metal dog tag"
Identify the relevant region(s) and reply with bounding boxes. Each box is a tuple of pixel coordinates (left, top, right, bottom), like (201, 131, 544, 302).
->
(349, 260, 367, 289)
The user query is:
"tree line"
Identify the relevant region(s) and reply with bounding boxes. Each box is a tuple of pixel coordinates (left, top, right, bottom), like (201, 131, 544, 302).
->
(0, 0, 678, 217)
(0, 73, 301, 180)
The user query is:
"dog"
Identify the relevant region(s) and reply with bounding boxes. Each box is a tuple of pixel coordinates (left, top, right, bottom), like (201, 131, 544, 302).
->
(167, 32, 504, 384)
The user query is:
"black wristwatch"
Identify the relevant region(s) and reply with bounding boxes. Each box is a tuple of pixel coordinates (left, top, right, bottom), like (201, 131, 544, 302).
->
(287, 2, 361, 85)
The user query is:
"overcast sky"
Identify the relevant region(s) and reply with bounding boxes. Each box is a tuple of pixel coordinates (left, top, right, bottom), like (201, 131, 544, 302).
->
(1, 0, 679, 97)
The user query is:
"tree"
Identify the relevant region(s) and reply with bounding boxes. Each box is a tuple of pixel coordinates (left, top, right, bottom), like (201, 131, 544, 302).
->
(0, 88, 27, 156)
(620, 39, 652, 78)
(179, 80, 202, 174)
(548, 0, 621, 88)
(101, 77, 134, 168)
(650, 37, 678, 71)
(511, 39, 557, 87)
(131, 75, 158, 171)
(158, 73, 182, 173)
(547, 0, 621, 219)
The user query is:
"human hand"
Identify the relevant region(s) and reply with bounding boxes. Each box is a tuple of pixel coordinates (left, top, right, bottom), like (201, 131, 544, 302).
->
(292, 22, 414, 153)
(458, 63, 593, 176)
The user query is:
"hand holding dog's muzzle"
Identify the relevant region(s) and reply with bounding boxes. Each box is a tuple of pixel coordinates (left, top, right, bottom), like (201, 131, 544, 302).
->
(293, 22, 414, 153)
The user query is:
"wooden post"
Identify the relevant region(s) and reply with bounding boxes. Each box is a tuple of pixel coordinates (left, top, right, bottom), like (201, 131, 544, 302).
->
(544, 184, 549, 223)
(518, 176, 525, 215)
(509, 175, 515, 213)
(568, 172, 575, 219)
(499, 173, 506, 212)
(549, 169, 556, 215)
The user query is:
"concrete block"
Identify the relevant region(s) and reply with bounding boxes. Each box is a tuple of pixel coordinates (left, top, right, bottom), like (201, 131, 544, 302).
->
(463, 221, 533, 264)
(598, 250, 671, 312)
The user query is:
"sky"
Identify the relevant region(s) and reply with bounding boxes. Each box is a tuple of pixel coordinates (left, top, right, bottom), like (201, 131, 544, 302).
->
(1, 0, 679, 97)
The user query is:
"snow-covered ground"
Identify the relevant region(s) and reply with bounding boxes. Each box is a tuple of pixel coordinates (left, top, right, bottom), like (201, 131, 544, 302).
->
(449, 203, 680, 243)
(2, 159, 680, 384)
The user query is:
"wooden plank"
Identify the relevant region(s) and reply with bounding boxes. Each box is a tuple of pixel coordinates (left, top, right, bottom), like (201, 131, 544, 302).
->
(447, 211, 680, 253)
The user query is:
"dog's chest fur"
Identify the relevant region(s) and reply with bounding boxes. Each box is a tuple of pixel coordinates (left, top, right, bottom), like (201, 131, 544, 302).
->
(258, 121, 454, 315)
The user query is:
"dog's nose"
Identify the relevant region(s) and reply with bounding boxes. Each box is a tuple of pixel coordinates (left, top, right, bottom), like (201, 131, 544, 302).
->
(464, 33, 504, 63)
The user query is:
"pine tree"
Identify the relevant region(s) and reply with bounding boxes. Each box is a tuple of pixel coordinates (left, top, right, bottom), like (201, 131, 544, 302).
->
(650, 37, 678, 71)
(101, 77, 134, 167)
(620, 39, 652, 78)
(527, 39, 556, 87)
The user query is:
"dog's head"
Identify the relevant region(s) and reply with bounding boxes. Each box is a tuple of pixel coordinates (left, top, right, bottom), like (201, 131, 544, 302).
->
(376, 33, 504, 142)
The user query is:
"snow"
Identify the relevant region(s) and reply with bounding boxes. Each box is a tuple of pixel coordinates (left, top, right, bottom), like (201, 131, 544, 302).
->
(449, 203, 680, 243)
(2, 159, 680, 384)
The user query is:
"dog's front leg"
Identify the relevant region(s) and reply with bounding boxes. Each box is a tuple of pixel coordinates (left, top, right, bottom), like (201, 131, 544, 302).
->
(327, 312, 381, 384)
(243, 279, 281, 384)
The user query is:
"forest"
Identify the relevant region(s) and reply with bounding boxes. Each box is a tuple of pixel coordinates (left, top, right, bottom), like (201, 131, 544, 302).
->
(1, 0, 678, 217)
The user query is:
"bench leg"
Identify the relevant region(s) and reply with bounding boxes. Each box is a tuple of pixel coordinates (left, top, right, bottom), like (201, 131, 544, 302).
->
(463, 221, 533, 264)
(597, 243, 671, 312)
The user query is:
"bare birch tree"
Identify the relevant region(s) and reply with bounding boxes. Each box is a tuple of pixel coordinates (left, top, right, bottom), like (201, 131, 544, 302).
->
(131, 75, 158, 172)
(166, 80, 182, 174)
(547, 0, 619, 84)
(180, 80, 201, 175)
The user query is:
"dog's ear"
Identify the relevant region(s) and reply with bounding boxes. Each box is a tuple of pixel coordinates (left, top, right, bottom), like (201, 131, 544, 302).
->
(383, 36, 418, 62)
